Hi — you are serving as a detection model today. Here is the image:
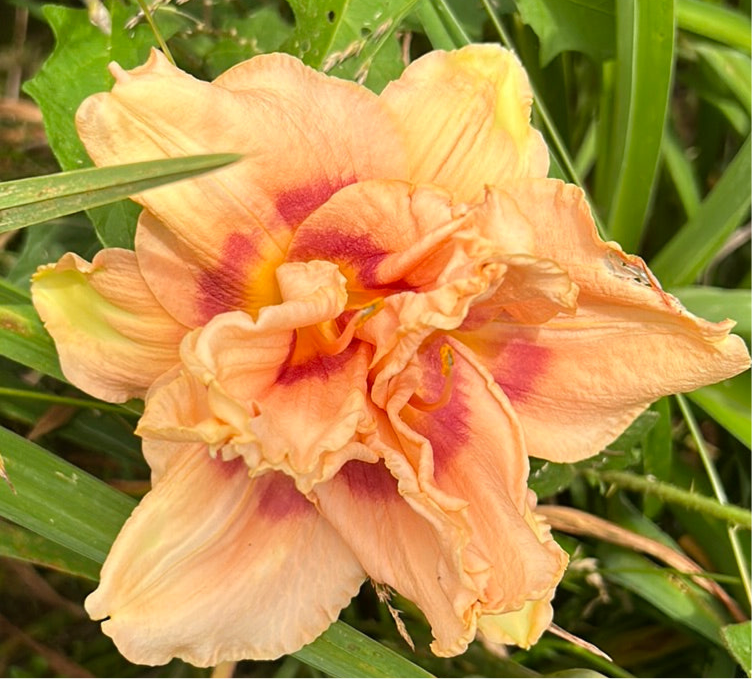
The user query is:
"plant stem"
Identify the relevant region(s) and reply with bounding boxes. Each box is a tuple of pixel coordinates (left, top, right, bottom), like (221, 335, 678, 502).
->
(586, 468, 751, 529)
(0, 388, 126, 414)
(676, 394, 752, 605)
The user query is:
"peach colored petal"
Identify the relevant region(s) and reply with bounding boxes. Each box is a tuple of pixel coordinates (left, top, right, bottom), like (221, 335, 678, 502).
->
(389, 338, 566, 609)
(475, 498, 565, 648)
(380, 45, 548, 203)
(456, 180, 751, 462)
(31, 249, 188, 402)
(287, 180, 470, 295)
(312, 459, 485, 657)
(77, 50, 408, 325)
(86, 446, 365, 666)
(139, 261, 378, 490)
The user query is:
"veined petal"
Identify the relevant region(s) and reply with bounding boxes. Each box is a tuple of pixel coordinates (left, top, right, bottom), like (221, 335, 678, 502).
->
(477, 499, 563, 648)
(287, 180, 470, 295)
(77, 50, 408, 325)
(313, 459, 485, 657)
(380, 45, 548, 203)
(458, 180, 751, 462)
(86, 447, 365, 666)
(380, 338, 566, 648)
(31, 249, 188, 402)
(140, 262, 377, 490)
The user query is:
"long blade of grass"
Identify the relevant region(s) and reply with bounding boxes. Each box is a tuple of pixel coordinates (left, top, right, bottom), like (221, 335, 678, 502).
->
(605, 0, 675, 251)
(0, 425, 136, 563)
(0, 304, 65, 381)
(677, 0, 751, 53)
(416, 0, 470, 50)
(650, 135, 751, 286)
(0, 519, 100, 581)
(295, 622, 433, 678)
(670, 286, 751, 335)
(0, 153, 240, 232)
(598, 547, 728, 645)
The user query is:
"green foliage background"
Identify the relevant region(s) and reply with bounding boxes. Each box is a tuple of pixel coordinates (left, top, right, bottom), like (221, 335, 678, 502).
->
(0, 0, 749, 676)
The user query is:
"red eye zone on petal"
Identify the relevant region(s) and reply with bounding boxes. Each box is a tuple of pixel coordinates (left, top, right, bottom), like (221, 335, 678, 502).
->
(276, 177, 356, 226)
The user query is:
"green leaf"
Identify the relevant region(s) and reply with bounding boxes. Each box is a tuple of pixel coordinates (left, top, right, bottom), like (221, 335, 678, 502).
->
(0, 154, 241, 232)
(650, 135, 751, 287)
(201, 7, 293, 78)
(284, 0, 420, 92)
(688, 372, 751, 448)
(694, 42, 751, 116)
(23, 4, 185, 247)
(677, 0, 751, 53)
(546, 671, 607, 678)
(0, 304, 65, 380)
(662, 125, 701, 219)
(295, 621, 434, 677)
(670, 286, 751, 336)
(0, 518, 100, 581)
(604, 0, 675, 251)
(721, 621, 752, 677)
(0, 425, 136, 563)
(641, 397, 673, 518)
(514, 0, 616, 65)
(598, 547, 729, 646)
(416, 0, 470, 51)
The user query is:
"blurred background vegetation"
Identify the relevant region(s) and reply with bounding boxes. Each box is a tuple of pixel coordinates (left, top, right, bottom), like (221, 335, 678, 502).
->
(0, 0, 749, 676)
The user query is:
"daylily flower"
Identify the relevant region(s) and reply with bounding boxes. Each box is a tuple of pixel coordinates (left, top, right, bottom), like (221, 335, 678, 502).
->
(31, 45, 750, 667)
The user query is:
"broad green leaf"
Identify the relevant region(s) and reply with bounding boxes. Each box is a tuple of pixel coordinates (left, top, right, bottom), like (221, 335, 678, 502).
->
(604, 0, 675, 251)
(528, 459, 575, 498)
(0, 304, 64, 381)
(514, 0, 616, 65)
(0, 518, 100, 581)
(671, 286, 751, 336)
(295, 621, 434, 677)
(24, 4, 187, 247)
(688, 372, 751, 448)
(201, 7, 293, 78)
(677, 0, 751, 53)
(598, 547, 728, 645)
(0, 154, 240, 232)
(0, 425, 136, 563)
(721, 621, 752, 677)
(650, 135, 751, 286)
(284, 0, 420, 92)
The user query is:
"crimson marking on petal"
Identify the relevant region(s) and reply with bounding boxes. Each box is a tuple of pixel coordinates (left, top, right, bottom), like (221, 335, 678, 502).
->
(493, 341, 550, 403)
(340, 460, 396, 500)
(197, 233, 258, 321)
(277, 339, 359, 385)
(407, 340, 471, 476)
(257, 473, 313, 520)
(276, 176, 356, 226)
(289, 229, 387, 284)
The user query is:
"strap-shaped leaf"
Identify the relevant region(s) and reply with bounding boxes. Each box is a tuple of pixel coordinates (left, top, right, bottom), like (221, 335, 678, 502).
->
(0, 153, 240, 232)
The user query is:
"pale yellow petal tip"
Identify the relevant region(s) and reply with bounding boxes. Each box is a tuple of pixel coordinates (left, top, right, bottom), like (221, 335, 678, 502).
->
(477, 599, 555, 649)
